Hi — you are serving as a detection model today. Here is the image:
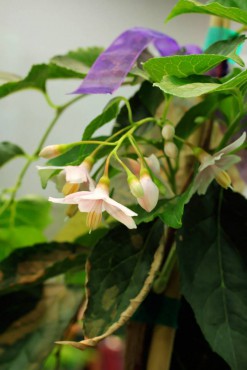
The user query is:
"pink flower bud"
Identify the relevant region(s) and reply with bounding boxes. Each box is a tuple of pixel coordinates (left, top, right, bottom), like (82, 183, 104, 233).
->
(137, 172, 159, 212)
(39, 144, 69, 159)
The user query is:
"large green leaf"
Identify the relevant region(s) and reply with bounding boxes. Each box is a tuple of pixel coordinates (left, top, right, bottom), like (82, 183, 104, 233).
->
(0, 241, 89, 296)
(167, 0, 247, 25)
(58, 221, 164, 350)
(144, 36, 245, 83)
(154, 69, 247, 98)
(0, 142, 25, 167)
(0, 196, 51, 259)
(177, 185, 247, 370)
(0, 284, 83, 370)
(0, 47, 102, 98)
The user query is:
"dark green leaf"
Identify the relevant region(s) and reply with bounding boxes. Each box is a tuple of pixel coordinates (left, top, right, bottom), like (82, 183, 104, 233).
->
(0, 142, 25, 167)
(167, 0, 247, 25)
(83, 221, 164, 338)
(82, 97, 123, 140)
(0, 241, 89, 295)
(0, 284, 83, 370)
(177, 185, 247, 370)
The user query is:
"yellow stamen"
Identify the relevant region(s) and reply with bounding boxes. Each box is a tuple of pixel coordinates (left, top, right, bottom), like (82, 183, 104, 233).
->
(215, 170, 231, 189)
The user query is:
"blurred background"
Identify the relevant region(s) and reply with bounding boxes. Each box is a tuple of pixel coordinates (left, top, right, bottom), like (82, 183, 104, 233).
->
(0, 0, 210, 198)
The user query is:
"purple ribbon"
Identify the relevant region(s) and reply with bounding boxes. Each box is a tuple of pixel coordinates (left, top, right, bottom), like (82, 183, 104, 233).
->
(73, 27, 181, 94)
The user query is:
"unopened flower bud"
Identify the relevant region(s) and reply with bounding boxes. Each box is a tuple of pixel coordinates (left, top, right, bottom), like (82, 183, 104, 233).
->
(164, 142, 178, 159)
(127, 174, 144, 198)
(162, 124, 175, 141)
(39, 144, 70, 159)
(215, 170, 231, 189)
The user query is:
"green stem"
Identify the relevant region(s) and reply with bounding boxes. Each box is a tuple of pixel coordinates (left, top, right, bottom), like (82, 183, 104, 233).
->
(153, 243, 177, 294)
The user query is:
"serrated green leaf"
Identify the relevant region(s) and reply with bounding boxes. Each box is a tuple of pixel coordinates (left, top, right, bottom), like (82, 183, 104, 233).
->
(82, 97, 123, 140)
(177, 185, 247, 370)
(0, 142, 25, 167)
(155, 69, 247, 98)
(0, 284, 83, 370)
(0, 241, 89, 295)
(167, 0, 247, 25)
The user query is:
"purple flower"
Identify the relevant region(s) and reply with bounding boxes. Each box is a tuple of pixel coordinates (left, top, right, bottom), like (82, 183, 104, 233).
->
(73, 27, 183, 95)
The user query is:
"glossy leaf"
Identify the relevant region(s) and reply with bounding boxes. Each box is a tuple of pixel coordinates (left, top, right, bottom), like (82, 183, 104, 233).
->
(166, 0, 247, 25)
(0, 284, 83, 370)
(59, 221, 164, 350)
(0, 142, 25, 167)
(154, 69, 247, 98)
(177, 185, 247, 370)
(0, 241, 89, 295)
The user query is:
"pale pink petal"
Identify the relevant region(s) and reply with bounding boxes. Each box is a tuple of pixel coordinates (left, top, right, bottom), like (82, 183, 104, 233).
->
(216, 154, 241, 170)
(37, 165, 65, 170)
(123, 158, 141, 176)
(145, 154, 160, 176)
(216, 132, 246, 156)
(86, 200, 103, 230)
(78, 200, 98, 212)
(192, 167, 216, 195)
(48, 196, 78, 205)
(198, 155, 218, 172)
(104, 202, 137, 229)
(137, 176, 159, 212)
(64, 165, 88, 183)
(105, 197, 138, 216)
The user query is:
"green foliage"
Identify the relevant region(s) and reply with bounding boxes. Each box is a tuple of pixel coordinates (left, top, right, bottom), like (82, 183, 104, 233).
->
(177, 185, 247, 370)
(0, 284, 83, 370)
(83, 221, 164, 338)
(0, 196, 51, 260)
(144, 35, 245, 82)
(166, 0, 247, 25)
(0, 47, 103, 98)
(154, 69, 247, 98)
(0, 142, 25, 167)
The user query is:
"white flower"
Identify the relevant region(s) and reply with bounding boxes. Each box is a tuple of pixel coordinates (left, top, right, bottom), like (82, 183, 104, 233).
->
(137, 171, 159, 212)
(193, 132, 246, 195)
(49, 182, 137, 231)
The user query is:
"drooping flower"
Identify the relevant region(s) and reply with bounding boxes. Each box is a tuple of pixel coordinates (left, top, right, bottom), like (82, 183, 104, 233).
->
(137, 170, 159, 212)
(37, 159, 95, 191)
(193, 132, 246, 195)
(73, 27, 200, 95)
(49, 179, 137, 231)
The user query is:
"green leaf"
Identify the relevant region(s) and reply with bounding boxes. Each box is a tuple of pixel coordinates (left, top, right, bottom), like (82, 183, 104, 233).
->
(0, 142, 25, 167)
(154, 69, 247, 98)
(0, 47, 103, 99)
(61, 221, 164, 350)
(0, 196, 51, 259)
(0, 284, 83, 370)
(174, 94, 231, 149)
(167, 0, 247, 25)
(204, 35, 246, 66)
(177, 185, 247, 370)
(144, 35, 245, 83)
(82, 97, 123, 140)
(0, 241, 89, 295)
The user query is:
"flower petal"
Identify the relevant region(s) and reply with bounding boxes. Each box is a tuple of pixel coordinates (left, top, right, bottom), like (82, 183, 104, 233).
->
(217, 132, 246, 156)
(105, 196, 138, 217)
(137, 176, 159, 212)
(216, 154, 241, 170)
(73, 27, 179, 94)
(104, 202, 137, 229)
(64, 165, 88, 183)
(192, 167, 216, 195)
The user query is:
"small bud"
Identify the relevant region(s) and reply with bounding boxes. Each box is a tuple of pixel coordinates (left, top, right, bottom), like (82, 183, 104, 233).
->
(164, 142, 178, 159)
(162, 124, 175, 141)
(215, 170, 231, 189)
(127, 174, 144, 198)
(39, 144, 69, 159)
